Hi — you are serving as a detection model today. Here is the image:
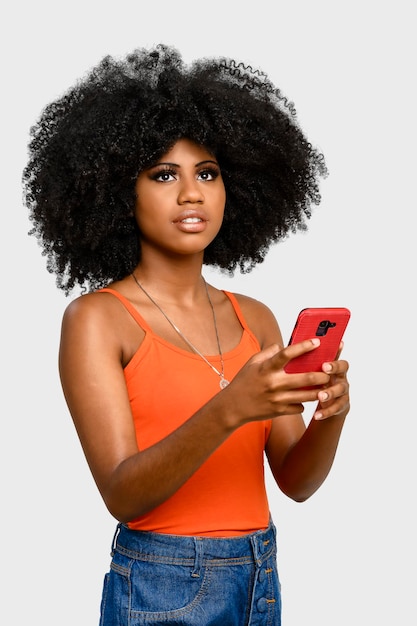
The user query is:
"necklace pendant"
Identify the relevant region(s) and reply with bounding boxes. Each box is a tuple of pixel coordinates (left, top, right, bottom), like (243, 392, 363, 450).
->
(219, 377, 230, 389)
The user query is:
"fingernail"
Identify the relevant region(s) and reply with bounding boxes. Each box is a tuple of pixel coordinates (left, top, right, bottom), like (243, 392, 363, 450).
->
(311, 338, 320, 346)
(314, 412, 323, 420)
(322, 363, 332, 373)
(319, 392, 329, 402)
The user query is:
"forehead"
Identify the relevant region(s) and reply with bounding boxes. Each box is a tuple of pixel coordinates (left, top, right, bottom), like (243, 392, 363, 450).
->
(156, 138, 216, 164)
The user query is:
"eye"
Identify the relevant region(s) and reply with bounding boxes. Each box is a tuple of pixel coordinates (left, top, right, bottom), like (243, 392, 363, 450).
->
(151, 168, 177, 182)
(197, 167, 220, 182)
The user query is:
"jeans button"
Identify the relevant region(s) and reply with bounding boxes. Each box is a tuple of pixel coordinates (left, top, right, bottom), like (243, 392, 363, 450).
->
(257, 597, 267, 612)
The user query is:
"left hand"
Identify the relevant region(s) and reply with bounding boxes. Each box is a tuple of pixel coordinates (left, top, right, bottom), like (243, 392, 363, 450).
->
(313, 343, 350, 420)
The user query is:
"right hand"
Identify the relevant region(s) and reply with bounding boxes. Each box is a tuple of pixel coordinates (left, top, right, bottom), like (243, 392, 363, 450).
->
(221, 338, 330, 424)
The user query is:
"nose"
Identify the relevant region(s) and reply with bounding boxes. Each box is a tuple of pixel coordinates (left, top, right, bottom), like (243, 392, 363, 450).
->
(177, 176, 204, 204)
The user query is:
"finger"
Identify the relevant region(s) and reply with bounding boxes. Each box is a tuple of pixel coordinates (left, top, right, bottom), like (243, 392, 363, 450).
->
(317, 389, 330, 404)
(322, 359, 349, 375)
(267, 338, 321, 371)
(314, 379, 350, 419)
(314, 395, 350, 420)
(284, 371, 331, 392)
(249, 343, 282, 365)
(317, 379, 349, 404)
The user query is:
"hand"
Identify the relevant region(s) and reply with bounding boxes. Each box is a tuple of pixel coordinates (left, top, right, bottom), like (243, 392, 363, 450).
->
(313, 342, 350, 420)
(222, 338, 332, 425)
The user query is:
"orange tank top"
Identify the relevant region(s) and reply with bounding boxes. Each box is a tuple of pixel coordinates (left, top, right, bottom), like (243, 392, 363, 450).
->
(100, 288, 272, 536)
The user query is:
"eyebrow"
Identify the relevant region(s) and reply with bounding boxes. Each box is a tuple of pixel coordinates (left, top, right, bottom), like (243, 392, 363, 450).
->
(150, 159, 219, 168)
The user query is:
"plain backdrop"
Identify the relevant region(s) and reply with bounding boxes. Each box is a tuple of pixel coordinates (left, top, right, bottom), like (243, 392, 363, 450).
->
(2, 1, 416, 624)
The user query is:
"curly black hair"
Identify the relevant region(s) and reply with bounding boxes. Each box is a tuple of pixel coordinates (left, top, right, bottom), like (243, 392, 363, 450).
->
(22, 44, 328, 294)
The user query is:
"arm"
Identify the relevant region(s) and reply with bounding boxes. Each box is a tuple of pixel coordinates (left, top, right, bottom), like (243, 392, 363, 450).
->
(237, 296, 350, 502)
(59, 292, 242, 522)
(265, 364, 349, 502)
(59, 293, 345, 522)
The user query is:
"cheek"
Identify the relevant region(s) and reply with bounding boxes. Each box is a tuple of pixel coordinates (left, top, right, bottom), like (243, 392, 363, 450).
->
(219, 192, 227, 220)
(134, 189, 158, 224)
(212, 191, 226, 234)
(133, 199, 144, 227)
(134, 201, 154, 233)
(215, 185, 226, 211)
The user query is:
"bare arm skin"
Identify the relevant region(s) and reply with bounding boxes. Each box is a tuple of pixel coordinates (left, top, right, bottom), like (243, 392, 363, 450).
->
(238, 296, 350, 502)
(59, 292, 349, 522)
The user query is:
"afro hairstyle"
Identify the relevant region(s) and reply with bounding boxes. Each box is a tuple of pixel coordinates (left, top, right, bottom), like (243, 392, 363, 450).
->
(22, 44, 328, 294)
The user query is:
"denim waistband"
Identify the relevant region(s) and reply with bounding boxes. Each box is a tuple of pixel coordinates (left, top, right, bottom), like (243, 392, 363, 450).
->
(111, 519, 276, 570)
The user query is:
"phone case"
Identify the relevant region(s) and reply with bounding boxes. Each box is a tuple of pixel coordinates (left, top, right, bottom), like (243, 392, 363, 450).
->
(284, 307, 351, 374)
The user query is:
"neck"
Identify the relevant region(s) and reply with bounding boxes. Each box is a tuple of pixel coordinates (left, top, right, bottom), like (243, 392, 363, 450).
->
(133, 256, 207, 305)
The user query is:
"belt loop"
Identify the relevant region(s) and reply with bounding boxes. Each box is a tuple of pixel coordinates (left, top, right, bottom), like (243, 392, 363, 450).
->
(191, 538, 203, 578)
(250, 534, 262, 568)
(111, 523, 122, 557)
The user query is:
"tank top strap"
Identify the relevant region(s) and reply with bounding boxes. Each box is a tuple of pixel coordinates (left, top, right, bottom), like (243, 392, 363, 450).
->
(223, 291, 255, 335)
(98, 288, 153, 333)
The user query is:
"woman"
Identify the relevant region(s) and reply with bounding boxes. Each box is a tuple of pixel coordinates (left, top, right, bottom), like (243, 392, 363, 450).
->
(23, 44, 350, 625)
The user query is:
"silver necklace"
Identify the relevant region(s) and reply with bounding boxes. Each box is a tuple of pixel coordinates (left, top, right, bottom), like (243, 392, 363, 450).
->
(131, 274, 230, 389)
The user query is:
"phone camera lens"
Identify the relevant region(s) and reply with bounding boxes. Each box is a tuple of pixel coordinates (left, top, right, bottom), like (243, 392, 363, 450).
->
(316, 320, 330, 336)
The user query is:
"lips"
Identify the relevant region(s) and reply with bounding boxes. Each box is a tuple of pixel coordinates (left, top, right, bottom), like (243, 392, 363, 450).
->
(172, 210, 209, 233)
(181, 217, 203, 224)
(173, 209, 208, 224)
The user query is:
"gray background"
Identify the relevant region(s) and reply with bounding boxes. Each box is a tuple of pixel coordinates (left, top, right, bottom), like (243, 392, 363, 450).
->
(3, 1, 415, 623)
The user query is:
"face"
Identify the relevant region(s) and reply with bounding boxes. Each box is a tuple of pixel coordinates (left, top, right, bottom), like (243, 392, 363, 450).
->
(134, 139, 226, 259)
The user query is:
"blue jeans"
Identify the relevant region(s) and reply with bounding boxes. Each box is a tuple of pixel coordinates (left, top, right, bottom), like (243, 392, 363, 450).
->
(99, 519, 281, 625)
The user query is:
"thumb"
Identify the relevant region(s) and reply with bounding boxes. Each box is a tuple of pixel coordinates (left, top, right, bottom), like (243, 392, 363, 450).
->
(250, 343, 282, 366)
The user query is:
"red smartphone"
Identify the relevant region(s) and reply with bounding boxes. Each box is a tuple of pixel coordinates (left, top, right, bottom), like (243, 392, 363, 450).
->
(284, 307, 351, 375)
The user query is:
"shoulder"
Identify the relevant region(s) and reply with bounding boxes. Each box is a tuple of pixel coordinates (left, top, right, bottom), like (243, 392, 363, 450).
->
(60, 288, 145, 369)
(227, 291, 284, 348)
(61, 289, 135, 346)
(62, 290, 122, 326)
